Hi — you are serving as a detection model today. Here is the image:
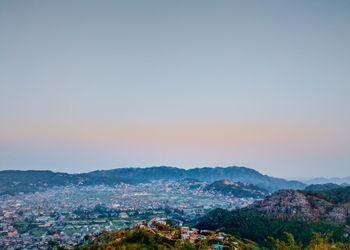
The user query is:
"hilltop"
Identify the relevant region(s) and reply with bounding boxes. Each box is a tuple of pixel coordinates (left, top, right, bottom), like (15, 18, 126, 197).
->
(204, 179, 268, 199)
(77, 218, 350, 249)
(76, 220, 258, 250)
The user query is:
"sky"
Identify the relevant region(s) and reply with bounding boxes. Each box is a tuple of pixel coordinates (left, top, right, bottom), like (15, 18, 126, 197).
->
(0, 0, 349, 178)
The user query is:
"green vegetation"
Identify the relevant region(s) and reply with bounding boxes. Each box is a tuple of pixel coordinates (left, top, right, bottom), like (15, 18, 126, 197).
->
(204, 179, 268, 198)
(195, 208, 350, 247)
(84, 229, 176, 249)
(194, 186, 350, 248)
(74, 226, 350, 249)
(304, 183, 342, 191)
(12, 221, 45, 236)
(74, 226, 259, 250)
(302, 186, 350, 205)
(269, 232, 350, 249)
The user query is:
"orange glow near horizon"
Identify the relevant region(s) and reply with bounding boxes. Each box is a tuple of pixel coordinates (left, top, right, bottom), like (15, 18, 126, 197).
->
(0, 122, 326, 147)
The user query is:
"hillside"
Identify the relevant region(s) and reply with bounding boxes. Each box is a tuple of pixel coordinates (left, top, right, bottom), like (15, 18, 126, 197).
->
(0, 166, 306, 195)
(77, 223, 350, 250)
(302, 186, 350, 205)
(195, 187, 350, 246)
(305, 183, 342, 191)
(253, 187, 350, 224)
(204, 179, 268, 198)
(306, 177, 350, 185)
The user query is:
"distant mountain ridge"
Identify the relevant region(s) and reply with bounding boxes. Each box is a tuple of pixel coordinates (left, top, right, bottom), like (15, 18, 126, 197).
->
(94, 166, 306, 191)
(304, 183, 345, 191)
(0, 170, 135, 196)
(305, 177, 350, 185)
(0, 166, 306, 195)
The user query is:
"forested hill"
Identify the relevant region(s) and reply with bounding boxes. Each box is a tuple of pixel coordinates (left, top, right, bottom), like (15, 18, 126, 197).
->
(204, 179, 268, 198)
(304, 183, 343, 191)
(195, 186, 350, 247)
(253, 186, 350, 223)
(0, 166, 306, 195)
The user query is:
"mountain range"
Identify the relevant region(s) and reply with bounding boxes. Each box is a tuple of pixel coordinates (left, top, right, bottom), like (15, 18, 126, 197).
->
(304, 177, 350, 185)
(304, 183, 349, 191)
(91, 166, 307, 191)
(0, 166, 306, 195)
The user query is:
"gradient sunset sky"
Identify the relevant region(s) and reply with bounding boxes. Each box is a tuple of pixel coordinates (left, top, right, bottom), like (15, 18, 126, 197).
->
(1, 0, 349, 178)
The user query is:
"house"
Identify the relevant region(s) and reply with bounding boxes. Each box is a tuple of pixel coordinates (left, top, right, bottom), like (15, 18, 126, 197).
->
(181, 227, 189, 233)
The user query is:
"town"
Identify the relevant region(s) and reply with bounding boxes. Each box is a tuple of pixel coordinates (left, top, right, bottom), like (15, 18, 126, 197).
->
(0, 180, 257, 249)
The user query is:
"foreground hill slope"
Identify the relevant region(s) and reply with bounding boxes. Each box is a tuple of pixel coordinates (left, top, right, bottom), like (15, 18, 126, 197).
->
(77, 224, 258, 250)
(79, 221, 350, 249)
(0, 166, 305, 195)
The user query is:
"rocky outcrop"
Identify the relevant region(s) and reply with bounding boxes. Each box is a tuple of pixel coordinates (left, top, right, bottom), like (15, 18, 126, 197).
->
(252, 189, 350, 224)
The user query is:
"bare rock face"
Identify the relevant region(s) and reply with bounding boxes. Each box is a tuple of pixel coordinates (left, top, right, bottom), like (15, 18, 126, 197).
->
(252, 190, 349, 224)
(329, 207, 347, 223)
(222, 179, 235, 185)
(253, 190, 313, 220)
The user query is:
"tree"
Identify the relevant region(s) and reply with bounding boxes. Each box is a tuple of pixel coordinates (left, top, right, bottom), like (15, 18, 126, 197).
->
(269, 233, 302, 250)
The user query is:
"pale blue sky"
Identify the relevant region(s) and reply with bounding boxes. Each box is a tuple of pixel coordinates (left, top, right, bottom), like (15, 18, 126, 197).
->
(0, 0, 349, 177)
